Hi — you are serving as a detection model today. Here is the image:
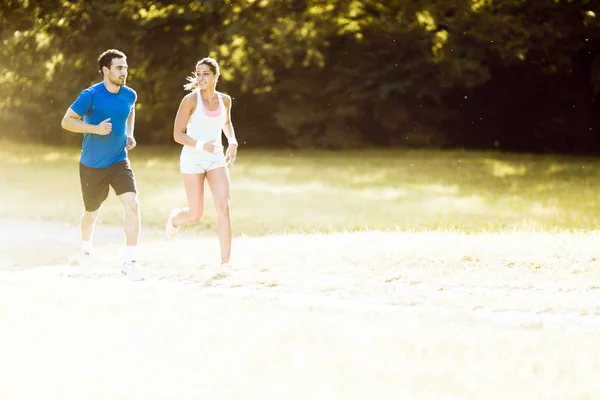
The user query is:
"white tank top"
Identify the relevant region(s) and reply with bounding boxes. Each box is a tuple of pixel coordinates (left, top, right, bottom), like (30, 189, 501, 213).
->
(181, 90, 227, 162)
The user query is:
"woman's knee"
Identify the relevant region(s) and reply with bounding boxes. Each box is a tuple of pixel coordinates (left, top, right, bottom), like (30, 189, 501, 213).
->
(215, 199, 230, 216)
(189, 209, 203, 222)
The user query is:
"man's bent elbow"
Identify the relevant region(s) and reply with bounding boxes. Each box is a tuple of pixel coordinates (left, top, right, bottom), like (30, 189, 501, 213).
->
(61, 117, 71, 131)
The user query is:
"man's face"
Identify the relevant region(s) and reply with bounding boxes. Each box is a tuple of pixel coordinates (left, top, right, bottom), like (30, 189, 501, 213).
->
(105, 57, 128, 86)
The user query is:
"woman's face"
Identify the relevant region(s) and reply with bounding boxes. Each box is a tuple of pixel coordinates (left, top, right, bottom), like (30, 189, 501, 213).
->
(195, 64, 218, 89)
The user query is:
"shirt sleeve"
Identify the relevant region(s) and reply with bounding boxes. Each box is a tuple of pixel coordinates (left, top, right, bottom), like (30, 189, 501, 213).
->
(70, 89, 93, 117)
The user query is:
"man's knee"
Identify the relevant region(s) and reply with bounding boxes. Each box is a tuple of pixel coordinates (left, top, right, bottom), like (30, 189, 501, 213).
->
(82, 209, 100, 224)
(122, 194, 140, 216)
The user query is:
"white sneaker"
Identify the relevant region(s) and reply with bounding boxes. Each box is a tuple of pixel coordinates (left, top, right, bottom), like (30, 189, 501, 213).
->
(122, 260, 143, 281)
(215, 263, 233, 278)
(165, 208, 180, 239)
(80, 251, 93, 273)
(221, 263, 234, 274)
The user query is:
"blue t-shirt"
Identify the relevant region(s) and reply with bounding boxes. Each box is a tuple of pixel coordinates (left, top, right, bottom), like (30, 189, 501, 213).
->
(70, 82, 137, 168)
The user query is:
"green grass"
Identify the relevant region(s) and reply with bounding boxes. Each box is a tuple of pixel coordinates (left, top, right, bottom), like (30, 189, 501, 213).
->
(2, 138, 600, 235)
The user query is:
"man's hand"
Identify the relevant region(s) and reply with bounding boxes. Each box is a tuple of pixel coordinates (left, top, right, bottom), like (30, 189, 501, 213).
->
(127, 136, 136, 150)
(226, 143, 238, 166)
(94, 118, 112, 135)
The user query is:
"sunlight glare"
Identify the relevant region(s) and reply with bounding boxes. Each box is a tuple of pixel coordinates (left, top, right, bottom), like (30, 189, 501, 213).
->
(485, 159, 527, 177)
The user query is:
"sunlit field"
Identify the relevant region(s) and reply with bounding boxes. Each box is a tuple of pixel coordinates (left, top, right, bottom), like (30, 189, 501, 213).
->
(2, 139, 600, 399)
(3, 139, 600, 235)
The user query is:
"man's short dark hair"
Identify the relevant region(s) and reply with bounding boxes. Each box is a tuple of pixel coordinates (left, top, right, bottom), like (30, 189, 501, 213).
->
(98, 49, 127, 75)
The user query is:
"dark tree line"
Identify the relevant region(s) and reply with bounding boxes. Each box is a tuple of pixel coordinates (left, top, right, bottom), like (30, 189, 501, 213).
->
(1, 0, 598, 153)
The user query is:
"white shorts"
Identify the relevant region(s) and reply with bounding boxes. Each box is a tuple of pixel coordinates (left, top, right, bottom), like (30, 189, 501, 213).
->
(180, 156, 227, 174)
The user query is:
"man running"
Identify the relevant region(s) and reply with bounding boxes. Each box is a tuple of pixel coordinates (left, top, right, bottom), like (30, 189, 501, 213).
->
(61, 49, 142, 281)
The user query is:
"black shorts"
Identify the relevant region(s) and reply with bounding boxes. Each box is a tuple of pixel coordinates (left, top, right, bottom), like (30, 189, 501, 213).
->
(79, 160, 138, 212)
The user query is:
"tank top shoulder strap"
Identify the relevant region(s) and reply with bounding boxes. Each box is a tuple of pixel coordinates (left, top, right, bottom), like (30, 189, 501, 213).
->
(217, 92, 225, 108)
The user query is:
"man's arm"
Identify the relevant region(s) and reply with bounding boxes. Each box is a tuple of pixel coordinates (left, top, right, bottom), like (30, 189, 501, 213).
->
(61, 108, 111, 135)
(126, 107, 136, 150)
(126, 107, 135, 138)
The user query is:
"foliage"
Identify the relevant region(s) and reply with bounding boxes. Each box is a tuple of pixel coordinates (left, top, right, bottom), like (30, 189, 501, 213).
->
(0, 0, 598, 152)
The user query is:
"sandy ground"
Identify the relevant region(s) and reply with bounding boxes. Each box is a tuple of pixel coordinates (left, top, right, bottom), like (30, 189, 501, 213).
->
(1, 218, 600, 400)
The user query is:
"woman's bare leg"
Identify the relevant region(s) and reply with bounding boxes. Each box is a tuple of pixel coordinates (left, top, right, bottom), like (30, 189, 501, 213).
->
(206, 166, 232, 264)
(173, 173, 206, 226)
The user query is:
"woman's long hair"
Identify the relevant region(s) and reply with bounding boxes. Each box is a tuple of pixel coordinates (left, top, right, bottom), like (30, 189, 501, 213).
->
(183, 57, 220, 91)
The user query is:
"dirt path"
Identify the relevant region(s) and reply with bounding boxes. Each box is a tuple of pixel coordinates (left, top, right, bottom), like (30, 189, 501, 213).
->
(1, 218, 600, 399)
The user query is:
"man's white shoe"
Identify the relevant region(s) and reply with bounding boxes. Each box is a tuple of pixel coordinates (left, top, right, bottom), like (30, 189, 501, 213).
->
(122, 260, 143, 281)
(165, 208, 180, 239)
(80, 251, 93, 274)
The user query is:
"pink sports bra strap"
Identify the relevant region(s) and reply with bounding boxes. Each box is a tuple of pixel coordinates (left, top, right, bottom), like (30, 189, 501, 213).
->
(199, 91, 222, 117)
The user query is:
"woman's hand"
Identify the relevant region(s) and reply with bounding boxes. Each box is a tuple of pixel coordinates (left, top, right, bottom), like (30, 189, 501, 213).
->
(198, 140, 223, 154)
(226, 143, 238, 166)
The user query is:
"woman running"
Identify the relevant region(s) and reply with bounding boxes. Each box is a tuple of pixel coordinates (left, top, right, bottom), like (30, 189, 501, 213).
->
(166, 57, 239, 274)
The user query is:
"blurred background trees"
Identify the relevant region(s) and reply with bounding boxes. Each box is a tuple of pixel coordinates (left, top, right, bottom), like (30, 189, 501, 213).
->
(1, 0, 598, 153)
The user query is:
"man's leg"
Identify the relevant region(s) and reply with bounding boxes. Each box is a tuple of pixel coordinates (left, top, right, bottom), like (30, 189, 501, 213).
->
(117, 192, 142, 281)
(118, 192, 140, 248)
(111, 161, 142, 281)
(81, 207, 101, 256)
(118, 192, 142, 281)
(79, 163, 110, 269)
(111, 161, 140, 253)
